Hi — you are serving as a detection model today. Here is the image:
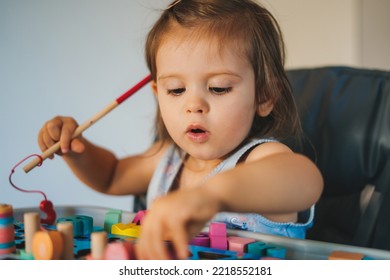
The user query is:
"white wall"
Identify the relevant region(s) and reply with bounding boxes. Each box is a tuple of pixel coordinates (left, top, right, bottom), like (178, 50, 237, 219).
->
(264, 0, 390, 70)
(1, 0, 389, 212)
(361, 0, 390, 70)
(264, 0, 362, 68)
(1, 0, 171, 211)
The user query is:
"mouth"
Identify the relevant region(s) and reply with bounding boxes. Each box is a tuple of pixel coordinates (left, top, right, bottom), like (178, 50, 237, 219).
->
(190, 128, 205, 134)
(186, 125, 209, 143)
(186, 124, 207, 134)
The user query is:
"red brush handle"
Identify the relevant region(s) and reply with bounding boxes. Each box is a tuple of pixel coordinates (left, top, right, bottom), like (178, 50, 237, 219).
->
(116, 74, 151, 104)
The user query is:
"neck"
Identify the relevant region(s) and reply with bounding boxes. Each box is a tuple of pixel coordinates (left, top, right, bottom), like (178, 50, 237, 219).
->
(183, 155, 222, 173)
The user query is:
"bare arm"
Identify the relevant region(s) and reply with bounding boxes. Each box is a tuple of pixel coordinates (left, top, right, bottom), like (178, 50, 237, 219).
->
(63, 139, 167, 196)
(38, 116, 167, 196)
(204, 143, 323, 215)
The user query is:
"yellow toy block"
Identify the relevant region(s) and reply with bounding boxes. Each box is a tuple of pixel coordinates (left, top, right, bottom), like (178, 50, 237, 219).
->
(111, 223, 141, 238)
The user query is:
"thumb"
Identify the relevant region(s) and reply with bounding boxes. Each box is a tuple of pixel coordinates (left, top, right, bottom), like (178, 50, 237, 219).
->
(70, 138, 85, 153)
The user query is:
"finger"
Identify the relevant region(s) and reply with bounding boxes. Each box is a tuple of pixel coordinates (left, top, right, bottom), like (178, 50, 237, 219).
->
(38, 126, 49, 151)
(170, 224, 189, 260)
(59, 118, 78, 154)
(40, 126, 61, 158)
(46, 119, 62, 143)
(40, 118, 64, 155)
(137, 213, 170, 260)
(135, 219, 157, 259)
(146, 221, 170, 259)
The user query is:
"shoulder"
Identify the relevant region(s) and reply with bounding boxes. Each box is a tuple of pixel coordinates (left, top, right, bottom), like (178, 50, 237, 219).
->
(244, 140, 293, 163)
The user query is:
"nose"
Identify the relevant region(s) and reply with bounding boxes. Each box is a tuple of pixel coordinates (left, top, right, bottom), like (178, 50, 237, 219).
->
(185, 92, 209, 114)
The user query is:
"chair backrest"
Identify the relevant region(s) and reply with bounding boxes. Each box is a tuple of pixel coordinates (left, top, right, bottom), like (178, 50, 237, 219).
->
(287, 66, 390, 250)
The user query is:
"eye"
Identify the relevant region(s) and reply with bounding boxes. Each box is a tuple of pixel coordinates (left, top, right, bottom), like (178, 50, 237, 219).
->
(209, 87, 232, 95)
(167, 88, 186, 96)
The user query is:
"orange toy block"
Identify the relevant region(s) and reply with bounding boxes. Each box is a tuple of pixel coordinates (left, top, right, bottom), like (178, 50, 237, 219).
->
(328, 251, 364, 260)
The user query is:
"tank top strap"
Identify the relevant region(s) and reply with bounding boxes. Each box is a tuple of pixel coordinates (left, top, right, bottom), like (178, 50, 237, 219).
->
(206, 138, 278, 179)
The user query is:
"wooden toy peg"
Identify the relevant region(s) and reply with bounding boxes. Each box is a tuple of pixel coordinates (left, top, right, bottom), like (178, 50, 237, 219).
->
(90, 231, 107, 260)
(23, 212, 40, 254)
(57, 221, 74, 260)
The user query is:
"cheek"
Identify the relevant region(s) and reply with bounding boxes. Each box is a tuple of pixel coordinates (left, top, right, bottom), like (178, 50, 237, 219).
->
(216, 104, 255, 135)
(158, 99, 178, 132)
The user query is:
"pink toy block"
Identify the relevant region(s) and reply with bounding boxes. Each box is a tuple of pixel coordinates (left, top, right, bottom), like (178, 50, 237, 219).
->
(104, 241, 136, 260)
(209, 222, 226, 237)
(132, 210, 147, 225)
(227, 236, 256, 254)
(210, 236, 228, 250)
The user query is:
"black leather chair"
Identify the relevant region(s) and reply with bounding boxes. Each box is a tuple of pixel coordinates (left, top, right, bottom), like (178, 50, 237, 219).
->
(287, 66, 390, 250)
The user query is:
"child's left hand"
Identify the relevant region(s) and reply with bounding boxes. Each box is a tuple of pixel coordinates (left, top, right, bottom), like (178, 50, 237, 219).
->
(135, 187, 220, 259)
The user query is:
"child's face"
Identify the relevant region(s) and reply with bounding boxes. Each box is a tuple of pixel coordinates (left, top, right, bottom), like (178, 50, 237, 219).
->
(153, 29, 261, 161)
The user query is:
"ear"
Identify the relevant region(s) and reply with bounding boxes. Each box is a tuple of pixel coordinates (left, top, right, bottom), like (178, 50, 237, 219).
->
(151, 80, 158, 96)
(257, 99, 274, 117)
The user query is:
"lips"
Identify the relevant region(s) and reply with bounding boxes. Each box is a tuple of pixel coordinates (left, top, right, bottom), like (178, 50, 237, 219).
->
(186, 124, 210, 143)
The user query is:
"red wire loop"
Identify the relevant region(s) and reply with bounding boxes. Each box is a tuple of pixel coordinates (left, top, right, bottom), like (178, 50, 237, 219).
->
(9, 154, 57, 224)
(9, 154, 47, 201)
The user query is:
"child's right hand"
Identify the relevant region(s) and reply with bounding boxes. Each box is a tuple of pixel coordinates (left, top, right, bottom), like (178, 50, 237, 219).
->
(38, 116, 85, 158)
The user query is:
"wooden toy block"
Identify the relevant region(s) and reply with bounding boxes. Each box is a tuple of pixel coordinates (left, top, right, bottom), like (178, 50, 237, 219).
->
(188, 245, 238, 260)
(0, 204, 13, 216)
(209, 222, 227, 250)
(247, 241, 270, 255)
(73, 215, 93, 235)
(32, 230, 64, 260)
(0, 204, 15, 256)
(189, 232, 210, 247)
(0, 246, 16, 255)
(104, 209, 122, 232)
(210, 236, 228, 250)
(111, 223, 141, 238)
(19, 249, 35, 260)
(227, 236, 256, 254)
(328, 251, 364, 260)
(0, 211, 15, 256)
(188, 245, 258, 260)
(209, 222, 226, 236)
(0, 226, 15, 243)
(266, 244, 287, 259)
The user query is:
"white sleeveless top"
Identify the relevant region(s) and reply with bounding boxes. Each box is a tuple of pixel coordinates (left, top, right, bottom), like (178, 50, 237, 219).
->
(146, 138, 314, 239)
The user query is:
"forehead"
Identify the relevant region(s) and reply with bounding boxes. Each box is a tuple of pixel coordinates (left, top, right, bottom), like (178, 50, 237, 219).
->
(157, 23, 249, 63)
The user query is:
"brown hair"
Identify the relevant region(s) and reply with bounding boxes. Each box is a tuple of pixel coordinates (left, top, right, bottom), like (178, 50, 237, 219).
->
(145, 0, 302, 146)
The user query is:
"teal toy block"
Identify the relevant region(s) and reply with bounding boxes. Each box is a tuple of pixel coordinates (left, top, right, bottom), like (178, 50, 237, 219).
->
(104, 209, 122, 233)
(247, 241, 269, 256)
(247, 241, 286, 259)
(266, 244, 287, 259)
(57, 215, 93, 237)
(188, 245, 238, 260)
